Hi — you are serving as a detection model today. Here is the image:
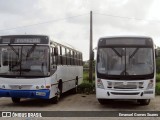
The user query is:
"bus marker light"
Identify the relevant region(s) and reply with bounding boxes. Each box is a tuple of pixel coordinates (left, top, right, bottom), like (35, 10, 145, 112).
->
(46, 85, 50, 88)
(41, 85, 44, 88)
(36, 86, 39, 89)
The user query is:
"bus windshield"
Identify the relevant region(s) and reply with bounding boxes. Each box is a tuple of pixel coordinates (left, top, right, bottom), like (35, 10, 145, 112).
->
(97, 47, 153, 77)
(0, 46, 49, 77)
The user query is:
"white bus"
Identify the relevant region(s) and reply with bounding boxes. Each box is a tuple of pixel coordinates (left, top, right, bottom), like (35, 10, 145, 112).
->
(96, 36, 157, 105)
(0, 35, 83, 103)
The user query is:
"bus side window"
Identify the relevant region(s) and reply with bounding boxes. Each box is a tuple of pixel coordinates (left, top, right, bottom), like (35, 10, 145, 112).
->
(66, 49, 70, 65)
(80, 53, 82, 66)
(57, 46, 61, 65)
(50, 47, 53, 65)
(50, 47, 57, 69)
(70, 50, 73, 65)
(74, 52, 77, 65)
(78, 53, 80, 66)
(73, 51, 75, 65)
(62, 47, 66, 65)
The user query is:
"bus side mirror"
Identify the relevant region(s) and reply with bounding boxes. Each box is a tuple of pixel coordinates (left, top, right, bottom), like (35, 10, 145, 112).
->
(54, 47, 58, 56)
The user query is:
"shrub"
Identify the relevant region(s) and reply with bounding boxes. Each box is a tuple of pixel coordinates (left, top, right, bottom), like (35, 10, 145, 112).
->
(156, 82, 160, 95)
(156, 74, 160, 82)
(78, 81, 95, 94)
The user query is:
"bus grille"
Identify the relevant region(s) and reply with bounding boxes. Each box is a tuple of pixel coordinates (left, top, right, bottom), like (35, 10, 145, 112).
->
(111, 92, 140, 95)
(114, 82, 137, 89)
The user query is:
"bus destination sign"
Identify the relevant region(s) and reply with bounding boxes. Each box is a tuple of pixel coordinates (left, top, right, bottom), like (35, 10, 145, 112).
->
(15, 38, 41, 44)
(0, 35, 49, 44)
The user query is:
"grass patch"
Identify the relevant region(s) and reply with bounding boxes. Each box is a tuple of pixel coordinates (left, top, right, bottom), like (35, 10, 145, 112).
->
(77, 71, 95, 94)
(78, 81, 95, 94)
(156, 82, 160, 95)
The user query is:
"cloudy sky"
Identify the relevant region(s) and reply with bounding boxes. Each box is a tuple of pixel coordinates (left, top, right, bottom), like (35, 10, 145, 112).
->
(0, 0, 160, 60)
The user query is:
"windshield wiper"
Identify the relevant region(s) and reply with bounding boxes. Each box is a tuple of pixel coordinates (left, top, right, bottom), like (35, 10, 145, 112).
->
(26, 44, 36, 60)
(111, 48, 122, 57)
(129, 48, 139, 59)
(9, 45, 19, 57)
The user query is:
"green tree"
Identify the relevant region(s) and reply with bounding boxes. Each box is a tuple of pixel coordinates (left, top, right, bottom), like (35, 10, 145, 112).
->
(156, 47, 160, 73)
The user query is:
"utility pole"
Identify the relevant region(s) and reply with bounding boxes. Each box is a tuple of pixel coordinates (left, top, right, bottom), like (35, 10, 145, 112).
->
(89, 11, 93, 83)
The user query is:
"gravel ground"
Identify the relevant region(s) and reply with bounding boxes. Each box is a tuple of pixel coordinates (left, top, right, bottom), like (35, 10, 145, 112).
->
(0, 93, 159, 120)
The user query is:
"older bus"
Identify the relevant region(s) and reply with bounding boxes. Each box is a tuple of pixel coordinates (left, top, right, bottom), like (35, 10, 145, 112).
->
(0, 35, 83, 103)
(96, 36, 156, 105)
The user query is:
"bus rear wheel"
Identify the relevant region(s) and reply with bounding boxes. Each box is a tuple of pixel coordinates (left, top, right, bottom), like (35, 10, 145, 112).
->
(72, 78, 78, 94)
(138, 99, 150, 105)
(11, 97, 20, 103)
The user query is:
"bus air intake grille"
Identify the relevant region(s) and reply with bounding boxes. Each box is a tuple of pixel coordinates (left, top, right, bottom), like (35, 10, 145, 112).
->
(110, 92, 140, 95)
(114, 82, 137, 89)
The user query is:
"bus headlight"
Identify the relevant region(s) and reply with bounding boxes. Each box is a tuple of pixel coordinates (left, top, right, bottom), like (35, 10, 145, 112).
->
(147, 80, 153, 89)
(97, 79, 104, 89)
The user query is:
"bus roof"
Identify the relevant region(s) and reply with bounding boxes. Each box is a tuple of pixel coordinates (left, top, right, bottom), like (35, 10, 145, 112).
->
(99, 36, 152, 40)
(0, 35, 82, 53)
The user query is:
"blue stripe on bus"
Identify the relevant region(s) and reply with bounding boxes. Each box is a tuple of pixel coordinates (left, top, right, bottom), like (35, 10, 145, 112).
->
(0, 89, 50, 99)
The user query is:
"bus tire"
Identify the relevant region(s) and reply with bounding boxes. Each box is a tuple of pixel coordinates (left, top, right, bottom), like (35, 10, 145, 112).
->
(98, 99, 106, 105)
(11, 97, 20, 103)
(72, 78, 78, 94)
(51, 88, 61, 104)
(51, 81, 62, 104)
(138, 99, 150, 105)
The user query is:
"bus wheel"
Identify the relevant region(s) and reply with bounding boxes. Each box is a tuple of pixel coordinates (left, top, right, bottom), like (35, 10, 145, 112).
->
(51, 88, 61, 104)
(138, 99, 150, 105)
(11, 97, 20, 103)
(72, 78, 78, 94)
(98, 99, 106, 105)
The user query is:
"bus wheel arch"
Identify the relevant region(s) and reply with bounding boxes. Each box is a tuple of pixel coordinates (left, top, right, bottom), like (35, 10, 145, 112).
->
(50, 79, 62, 104)
(58, 79, 63, 94)
(71, 76, 78, 94)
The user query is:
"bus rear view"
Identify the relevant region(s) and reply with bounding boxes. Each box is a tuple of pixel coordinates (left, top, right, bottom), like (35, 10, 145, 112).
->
(96, 36, 155, 105)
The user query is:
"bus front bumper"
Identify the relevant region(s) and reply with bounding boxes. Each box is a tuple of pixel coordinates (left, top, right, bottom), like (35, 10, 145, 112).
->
(0, 89, 50, 99)
(96, 88, 155, 99)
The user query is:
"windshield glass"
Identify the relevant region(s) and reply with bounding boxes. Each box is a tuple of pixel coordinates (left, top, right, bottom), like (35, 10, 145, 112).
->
(0, 46, 49, 77)
(97, 47, 153, 76)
